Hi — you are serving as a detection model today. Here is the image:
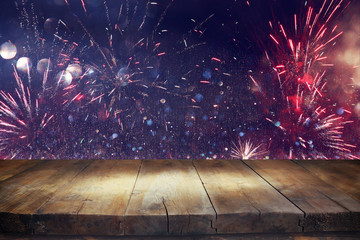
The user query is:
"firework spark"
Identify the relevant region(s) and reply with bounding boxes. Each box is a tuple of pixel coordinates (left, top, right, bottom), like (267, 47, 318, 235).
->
(254, 0, 358, 159)
(0, 2, 92, 159)
(67, 0, 178, 128)
(231, 138, 267, 160)
(0, 66, 55, 159)
(1, 0, 357, 160)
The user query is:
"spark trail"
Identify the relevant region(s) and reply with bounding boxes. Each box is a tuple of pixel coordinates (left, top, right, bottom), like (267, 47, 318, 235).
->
(0, 66, 55, 159)
(68, 0, 177, 129)
(255, 0, 357, 159)
(231, 138, 268, 159)
(0, 1, 91, 159)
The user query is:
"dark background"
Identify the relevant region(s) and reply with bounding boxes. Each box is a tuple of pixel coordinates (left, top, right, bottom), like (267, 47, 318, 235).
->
(0, 0, 358, 159)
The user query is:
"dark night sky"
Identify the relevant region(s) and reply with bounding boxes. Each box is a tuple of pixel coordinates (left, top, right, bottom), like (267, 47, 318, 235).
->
(0, 0, 359, 159)
(0, 0, 294, 90)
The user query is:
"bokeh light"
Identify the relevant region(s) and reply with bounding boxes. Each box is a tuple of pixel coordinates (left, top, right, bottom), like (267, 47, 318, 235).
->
(16, 57, 32, 73)
(0, 42, 17, 60)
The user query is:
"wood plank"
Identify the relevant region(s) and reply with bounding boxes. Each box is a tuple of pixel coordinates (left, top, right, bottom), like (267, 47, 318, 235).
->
(35, 160, 141, 236)
(124, 160, 216, 235)
(0, 160, 41, 182)
(0, 160, 90, 233)
(194, 160, 303, 234)
(1, 232, 360, 240)
(246, 160, 360, 232)
(295, 160, 360, 202)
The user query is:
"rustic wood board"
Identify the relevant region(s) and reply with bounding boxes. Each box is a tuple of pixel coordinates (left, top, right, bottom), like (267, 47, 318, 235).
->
(246, 160, 360, 232)
(0, 160, 90, 233)
(35, 160, 141, 235)
(1, 159, 360, 236)
(194, 160, 303, 233)
(1, 232, 360, 240)
(295, 160, 360, 202)
(0, 160, 41, 182)
(124, 160, 216, 235)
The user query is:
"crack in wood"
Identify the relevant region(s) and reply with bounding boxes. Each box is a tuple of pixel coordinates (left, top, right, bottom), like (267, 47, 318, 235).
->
(2, 160, 359, 236)
(242, 160, 307, 220)
(191, 160, 218, 233)
(294, 160, 357, 214)
(162, 198, 169, 233)
(298, 218, 304, 232)
(124, 159, 143, 216)
(210, 219, 217, 233)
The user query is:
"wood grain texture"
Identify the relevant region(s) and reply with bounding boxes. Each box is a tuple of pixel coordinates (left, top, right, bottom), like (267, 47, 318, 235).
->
(194, 160, 303, 233)
(1, 232, 360, 240)
(0, 160, 40, 182)
(295, 160, 360, 202)
(1, 159, 360, 236)
(0, 160, 90, 233)
(35, 160, 141, 235)
(124, 160, 216, 236)
(246, 160, 360, 232)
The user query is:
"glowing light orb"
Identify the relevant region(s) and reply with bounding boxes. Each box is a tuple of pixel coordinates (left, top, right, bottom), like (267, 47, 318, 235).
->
(110, 133, 118, 140)
(37, 58, 52, 74)
(355, 103, 360, 118)
(117, 67, 130, 86)
(56, 70, 73, 87)
(202, 70, 212, 79)
(66, 64, 82, 79)
(44, 18, 58, 33)
(86, 67, 95, 76)
(16, 57, 32, 73)
(194, 93, 204, 102)
(0, 42, 17, 60)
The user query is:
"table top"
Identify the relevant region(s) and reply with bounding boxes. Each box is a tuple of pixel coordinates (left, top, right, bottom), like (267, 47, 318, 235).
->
(0, 159, 359, 236)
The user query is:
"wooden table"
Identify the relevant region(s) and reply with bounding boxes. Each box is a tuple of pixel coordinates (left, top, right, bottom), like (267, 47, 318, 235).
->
(0, 159, 359, 238)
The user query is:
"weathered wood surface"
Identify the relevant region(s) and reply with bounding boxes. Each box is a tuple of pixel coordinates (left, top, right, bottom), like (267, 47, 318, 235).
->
(0, 160, 40, 182)
(35, 160, 141, 235)
(0, 160, 91, 233)
(124, 160, 216, 235)
(295, 160, 360, 202)
(1, 232, 360, 240)
(246, 160, 360, 232)
(194, 160, 303, 233)
(0, 159, 360, 236)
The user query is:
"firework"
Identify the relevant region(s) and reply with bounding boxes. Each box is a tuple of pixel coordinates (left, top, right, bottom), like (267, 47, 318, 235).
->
(0, 2, 92, 159)
(11, 0, 92, 105)
(1, 0, 357, 160)
(231, 138, 267, 160)
(0, 65, 55, 159)
(252, 0, 358, 159)
(1, 0, 215, 159)
(61, 0, 179, 129)
(57, 0, 219, 159)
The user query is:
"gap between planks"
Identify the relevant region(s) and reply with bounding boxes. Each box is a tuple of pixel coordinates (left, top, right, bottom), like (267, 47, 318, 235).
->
(124, 160, 216, 235)
(245, 160, 360, 232)
(192, 160, 303, 234)
(242, 160, 307, 220)
(2, 160, 360, 236)
(191, 160, 218, 233)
